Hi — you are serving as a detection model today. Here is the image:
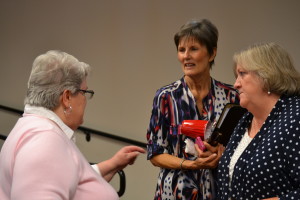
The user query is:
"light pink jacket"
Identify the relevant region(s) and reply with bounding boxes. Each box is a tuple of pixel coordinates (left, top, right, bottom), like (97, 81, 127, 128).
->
(0, 105, 119, 200)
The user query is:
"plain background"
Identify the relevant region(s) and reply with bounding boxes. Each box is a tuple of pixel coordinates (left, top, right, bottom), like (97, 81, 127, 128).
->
(0, 0, 299, 199)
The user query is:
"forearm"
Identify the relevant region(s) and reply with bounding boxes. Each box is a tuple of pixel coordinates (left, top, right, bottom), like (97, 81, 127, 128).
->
(150, 145, 222, 170)
(150, 154, 196, 170)
(97, 159, 120, 182)
(96, 146, 145, 182)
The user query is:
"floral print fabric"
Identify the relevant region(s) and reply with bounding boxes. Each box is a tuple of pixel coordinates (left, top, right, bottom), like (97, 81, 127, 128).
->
(147, 77, 239, 200)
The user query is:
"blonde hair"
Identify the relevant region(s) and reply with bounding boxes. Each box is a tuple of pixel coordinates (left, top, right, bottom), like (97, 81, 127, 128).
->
(233, 42, 300, 96)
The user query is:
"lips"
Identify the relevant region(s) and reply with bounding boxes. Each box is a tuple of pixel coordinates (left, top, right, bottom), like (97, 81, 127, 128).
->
(184, 63, 195, 67)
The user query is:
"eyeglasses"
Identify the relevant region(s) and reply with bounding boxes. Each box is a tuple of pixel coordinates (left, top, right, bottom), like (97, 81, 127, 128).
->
(77, 89, 95, 99)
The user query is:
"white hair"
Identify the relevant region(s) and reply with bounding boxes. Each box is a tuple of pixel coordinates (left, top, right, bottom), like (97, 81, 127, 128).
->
(24, 50, 91, 110)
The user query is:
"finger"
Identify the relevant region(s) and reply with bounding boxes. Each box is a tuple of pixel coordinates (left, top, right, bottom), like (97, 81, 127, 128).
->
(127, 151, 141, 160)
(204, 153, 221, 168)
(217, 145, 225, 157)
(198, 150, 213, 158)
(195, 144, 203, 154)
(130, 146, 146, 153)
(123, 146, 146, 153)
(203, 142, 218, 153)
(129, 158, 137, 165)
(208, 146, 225, 168)
(202, 153, 217, 163)
(196, 143, 215, 158)
(195, 144, 213, 158)
(128, 152, 141, 165)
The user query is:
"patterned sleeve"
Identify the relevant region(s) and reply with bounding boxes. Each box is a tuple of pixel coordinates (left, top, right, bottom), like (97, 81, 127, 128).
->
(146, 89, 171, 160)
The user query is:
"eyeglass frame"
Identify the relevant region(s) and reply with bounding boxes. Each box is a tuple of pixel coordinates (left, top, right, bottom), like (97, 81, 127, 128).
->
(77, 89, 95, 99)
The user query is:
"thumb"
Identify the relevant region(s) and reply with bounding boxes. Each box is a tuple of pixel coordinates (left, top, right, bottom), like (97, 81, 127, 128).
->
(127, 151, 141, 164)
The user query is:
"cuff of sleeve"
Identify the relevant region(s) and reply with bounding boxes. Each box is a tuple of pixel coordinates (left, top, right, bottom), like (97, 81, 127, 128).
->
(91, 164, 100, 175)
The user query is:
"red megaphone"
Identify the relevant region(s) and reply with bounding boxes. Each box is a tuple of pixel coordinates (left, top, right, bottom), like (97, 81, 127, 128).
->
(180, 120, 210, 140)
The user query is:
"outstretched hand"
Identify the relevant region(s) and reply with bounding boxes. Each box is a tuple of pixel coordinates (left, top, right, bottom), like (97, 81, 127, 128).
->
(111, 145, 146, 171)
(97, 145, 146, 182)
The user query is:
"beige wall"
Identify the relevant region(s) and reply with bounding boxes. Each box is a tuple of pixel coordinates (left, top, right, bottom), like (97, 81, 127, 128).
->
(0, 0, 299, 199)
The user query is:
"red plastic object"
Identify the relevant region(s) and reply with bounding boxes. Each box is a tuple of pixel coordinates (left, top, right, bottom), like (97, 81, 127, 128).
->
(180, 120, 208, 140)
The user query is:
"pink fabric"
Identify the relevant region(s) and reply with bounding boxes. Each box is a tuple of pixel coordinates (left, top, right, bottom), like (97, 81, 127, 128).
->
(0, 114, 119, 200)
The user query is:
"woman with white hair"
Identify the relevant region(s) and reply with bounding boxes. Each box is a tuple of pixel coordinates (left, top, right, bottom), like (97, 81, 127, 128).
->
(0, 50, 145, 200)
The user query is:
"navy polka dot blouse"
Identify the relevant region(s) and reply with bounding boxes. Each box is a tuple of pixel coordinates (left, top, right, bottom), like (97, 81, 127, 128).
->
(217, 95, 300, 200)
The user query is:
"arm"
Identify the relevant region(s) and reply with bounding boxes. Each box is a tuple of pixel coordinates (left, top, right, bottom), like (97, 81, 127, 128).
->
(147, 89, 225, 170)
(261, 113, 300, 200)
(150, 143, 224, 170)
(96, 146, 145, 182)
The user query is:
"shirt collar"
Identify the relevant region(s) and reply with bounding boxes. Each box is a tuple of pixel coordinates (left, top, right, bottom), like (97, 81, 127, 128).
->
(24, 104, 75, 141)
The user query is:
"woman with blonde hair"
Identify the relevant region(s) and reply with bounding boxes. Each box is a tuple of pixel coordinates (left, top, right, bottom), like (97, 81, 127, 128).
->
(218, 42, 300, 200)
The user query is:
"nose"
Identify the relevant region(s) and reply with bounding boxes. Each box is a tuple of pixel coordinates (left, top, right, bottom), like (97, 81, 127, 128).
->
(233, 77, 240, 90)
(183, 50, 191, 60)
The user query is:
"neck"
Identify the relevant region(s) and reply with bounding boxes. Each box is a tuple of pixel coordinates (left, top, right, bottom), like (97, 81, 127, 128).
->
(249, 117, 263, 138)
(184, 75, 211, 99)
(53, 105, 71, 129)
(250, 93, 280, 120)
(185, 74, 211, 88)
(248, 93, 280, 138)
(184, 75, 211, 116)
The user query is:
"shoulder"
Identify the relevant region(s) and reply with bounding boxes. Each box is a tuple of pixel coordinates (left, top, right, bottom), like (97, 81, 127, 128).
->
(12, 115, 79, 167)
(279, 95, 300, 110)
(154, 78, 185, 98)
(212, 79, 240, 104)
(281, 95, 300, 104)
(279, 96, 300, 118)
(213, 79, 237, 92)
(13, 115, 70, 149)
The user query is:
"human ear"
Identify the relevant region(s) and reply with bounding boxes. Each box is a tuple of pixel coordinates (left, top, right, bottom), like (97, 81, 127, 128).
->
(61, 90, 72, 108)
(209, 48, 217, 62)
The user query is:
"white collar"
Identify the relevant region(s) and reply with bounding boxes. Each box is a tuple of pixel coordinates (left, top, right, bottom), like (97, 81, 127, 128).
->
(24, 104, 75, 141)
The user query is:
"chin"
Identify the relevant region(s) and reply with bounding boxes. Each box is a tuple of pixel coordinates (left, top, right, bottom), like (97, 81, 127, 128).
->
(72, 122, 82, 131)
(184, 72, 199, 78)
(239, 101, 248, 109)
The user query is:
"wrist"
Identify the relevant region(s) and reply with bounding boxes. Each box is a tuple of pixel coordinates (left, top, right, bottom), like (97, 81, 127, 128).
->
(179, 159, 197, 170)
(180, 159, 186, 170)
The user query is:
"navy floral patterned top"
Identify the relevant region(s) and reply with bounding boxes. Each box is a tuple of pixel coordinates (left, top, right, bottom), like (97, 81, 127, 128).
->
(217, 95, 300, 200)
(146, 77, 239, 200)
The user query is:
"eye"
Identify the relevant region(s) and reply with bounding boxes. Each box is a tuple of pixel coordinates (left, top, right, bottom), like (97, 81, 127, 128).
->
(178, 47, 185, 53)
(191, 47, 199, 51)
(239, 71, 245, 76)
(238, 70, 247, 77)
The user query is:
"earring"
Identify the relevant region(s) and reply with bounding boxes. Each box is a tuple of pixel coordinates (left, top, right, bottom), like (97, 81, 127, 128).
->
(267, 91, 271, 95)
(64, 105, 72, 115)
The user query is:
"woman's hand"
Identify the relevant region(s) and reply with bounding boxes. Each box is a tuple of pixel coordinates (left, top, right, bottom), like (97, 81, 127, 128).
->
(97, 145, 145, 181)
(111, 145, 146, 170)
(194, 142, 225, 169)
(150, 142, 225, 171)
